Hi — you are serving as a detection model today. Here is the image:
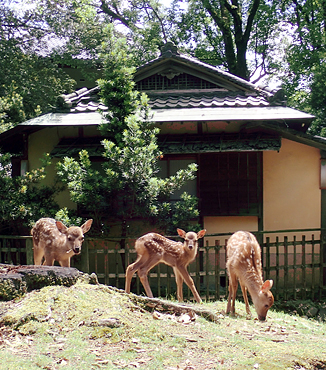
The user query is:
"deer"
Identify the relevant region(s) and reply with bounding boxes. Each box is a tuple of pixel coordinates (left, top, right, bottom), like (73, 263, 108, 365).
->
(31, 218, 93, 267)
(125, 228, 206, 303)
(226, 231, 274, 321)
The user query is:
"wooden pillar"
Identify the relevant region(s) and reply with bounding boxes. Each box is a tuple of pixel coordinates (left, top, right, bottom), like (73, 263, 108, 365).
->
(257, 151, 264, 258)
(25, 237, 34, 265)
(320, 150, 326, 286)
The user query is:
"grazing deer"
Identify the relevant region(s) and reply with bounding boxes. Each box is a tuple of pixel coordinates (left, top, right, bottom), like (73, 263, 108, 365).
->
(226, 231, 274, 321)
(125, 228, 206, 303)
(31, 218, 93, 267)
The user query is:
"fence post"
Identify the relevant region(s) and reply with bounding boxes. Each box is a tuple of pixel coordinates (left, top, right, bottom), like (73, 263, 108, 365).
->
(205, 243, 209, 301)
(275, 236, 280, 301)
(80, 239, 90, 273)
(311, 234, 315, 300)
(293, 235, 297, 300)
(215, 240, 220, 300)
(320, 173, 326, 291)
(25, 237, 34, 265)
(265, 237, 270, 280)
(302, 235, 306, 300)
(322, 231, 326, 288)
(284, 236, 288, 301)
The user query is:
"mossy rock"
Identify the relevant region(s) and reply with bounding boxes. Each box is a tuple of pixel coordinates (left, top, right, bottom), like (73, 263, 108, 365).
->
(0, 264, 98, 301)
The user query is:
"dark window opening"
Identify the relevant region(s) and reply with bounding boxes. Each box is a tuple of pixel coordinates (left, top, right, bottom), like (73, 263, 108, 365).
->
(199, 152, 262, 216)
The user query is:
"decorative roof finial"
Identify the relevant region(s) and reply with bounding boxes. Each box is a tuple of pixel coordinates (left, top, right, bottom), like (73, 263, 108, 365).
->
(160, 42, 179, 57)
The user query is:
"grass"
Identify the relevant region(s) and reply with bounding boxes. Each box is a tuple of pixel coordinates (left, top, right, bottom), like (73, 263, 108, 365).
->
(0, 282, 326, 369)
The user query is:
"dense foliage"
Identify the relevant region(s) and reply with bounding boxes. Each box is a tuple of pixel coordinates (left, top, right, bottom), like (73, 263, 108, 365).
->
(279, 0, 326, 136)
(0, 153, 60, 234)
(0, 3, 75, 129)
(57, 33, 199, 236)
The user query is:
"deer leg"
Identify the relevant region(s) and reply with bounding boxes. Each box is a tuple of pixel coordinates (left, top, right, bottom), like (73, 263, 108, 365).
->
(33, 246, 44, 266)
(59, 259, 70, 268)
(240, 282, 251, 317)
(231, 279, 238, 314)
(176, 265, 201, 303)
(226, 280, 232, 314)
(138, 271, 153, 298)
(43, 250, 55, 266)
(43, 258, 55, 266)
(125, 256, 144, 293)
(227, 275, 238, 315)
(173, 267, 184, 302)
(135, 256, 161, 298)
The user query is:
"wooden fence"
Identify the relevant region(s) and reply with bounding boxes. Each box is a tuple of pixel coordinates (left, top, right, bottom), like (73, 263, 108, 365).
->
(1, 229, 326, 301)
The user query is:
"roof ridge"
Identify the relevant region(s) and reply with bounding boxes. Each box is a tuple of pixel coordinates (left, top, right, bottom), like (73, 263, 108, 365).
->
(136, 43, 274, 97)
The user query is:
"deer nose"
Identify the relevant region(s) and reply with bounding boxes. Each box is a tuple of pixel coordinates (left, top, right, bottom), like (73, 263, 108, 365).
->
(73, 246, 81, 254)
(258, 315, 266, 321)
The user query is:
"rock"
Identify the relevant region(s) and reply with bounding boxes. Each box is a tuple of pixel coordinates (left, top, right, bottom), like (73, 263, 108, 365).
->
(318, 307, 326, 321)
(0, 264, 98, 301)
(306, 306, 319, 318)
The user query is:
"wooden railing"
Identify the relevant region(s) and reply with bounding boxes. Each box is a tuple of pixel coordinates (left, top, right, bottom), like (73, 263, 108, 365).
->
(1, 229, 326, 301)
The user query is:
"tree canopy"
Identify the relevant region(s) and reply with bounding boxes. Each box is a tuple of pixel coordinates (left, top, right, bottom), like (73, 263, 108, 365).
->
(278, 0, 326, 135)
(0, 2, 76, 130)
(3, 0, 326, 134)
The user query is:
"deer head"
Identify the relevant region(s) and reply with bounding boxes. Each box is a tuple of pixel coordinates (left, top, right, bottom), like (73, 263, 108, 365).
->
(56, 219, 93, 255)
(252, 280, 274, 321)
(177, 228, 206, 250)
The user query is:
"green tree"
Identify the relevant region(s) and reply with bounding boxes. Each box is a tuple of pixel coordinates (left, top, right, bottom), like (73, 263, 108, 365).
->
(279, 0, 326, 136)
(0, 153, 60, 235)
(0, 3, 76, 129)
(168, 0, 284, 81)
(0, 83, 26, 133)
(56, 33, 199, 237)
(13, 0, 169, 65)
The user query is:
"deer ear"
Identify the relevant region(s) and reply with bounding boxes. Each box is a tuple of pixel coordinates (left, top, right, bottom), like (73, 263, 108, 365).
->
(81, 219, 93, 233)
(177, 229, 186, 239)
(261, 280, 273, 293)
(56, 221, 68, 234)
(197, 229, 206, 239)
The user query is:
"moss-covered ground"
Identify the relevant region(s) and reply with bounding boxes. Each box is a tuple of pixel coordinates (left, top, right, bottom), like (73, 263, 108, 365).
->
(0, 282, 325, 369)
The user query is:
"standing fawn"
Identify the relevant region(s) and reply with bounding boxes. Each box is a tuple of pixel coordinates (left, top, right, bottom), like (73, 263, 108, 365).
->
(31, 218, 93, 267)
(226, 231, 274, 321)
(125, 228, 206, 303)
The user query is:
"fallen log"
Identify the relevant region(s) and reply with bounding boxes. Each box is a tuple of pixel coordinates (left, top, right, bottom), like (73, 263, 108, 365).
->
(107, 286, 220, 323)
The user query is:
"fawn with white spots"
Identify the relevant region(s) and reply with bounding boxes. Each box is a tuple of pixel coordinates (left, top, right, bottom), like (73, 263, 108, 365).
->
(31, 218, 93, 267)
(226, 231, 274, 321)
(125, 228, 206, 303)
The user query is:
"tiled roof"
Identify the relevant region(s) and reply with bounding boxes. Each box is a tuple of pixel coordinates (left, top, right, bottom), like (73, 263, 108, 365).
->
(56, 87, 270, 114)
(56, 87, 108, 113)
(148, 92, 270, 109)
(55, 43, 282, 114)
